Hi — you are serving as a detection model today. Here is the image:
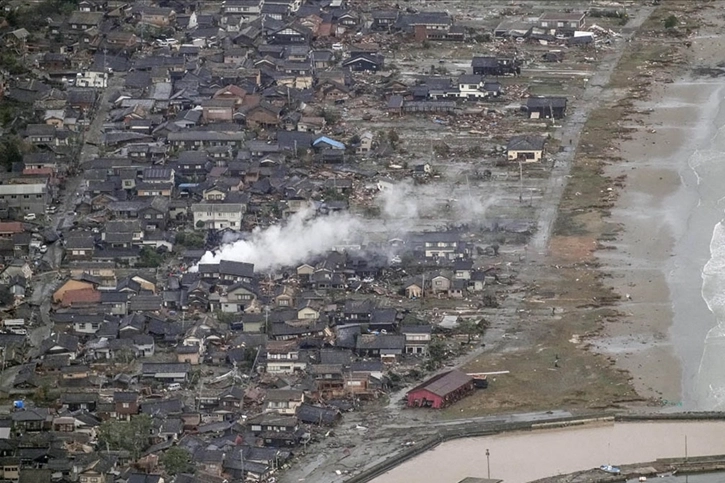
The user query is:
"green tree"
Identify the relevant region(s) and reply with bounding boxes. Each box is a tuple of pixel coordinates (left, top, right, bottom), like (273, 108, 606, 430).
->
(97, 414, 153, 460)
(320, 108, 340, 125)
(161, 447, 193, 475)
(175, 231, 205, 249)
(457, 319, 487, 343)
(137, 246, 165, 268)
(664, 15, 678, 29)
(425, 338, 446, 371)
(0, 139, 24, 172)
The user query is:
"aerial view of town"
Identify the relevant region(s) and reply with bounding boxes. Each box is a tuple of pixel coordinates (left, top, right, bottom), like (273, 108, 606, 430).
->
(5, 0, 725, 482)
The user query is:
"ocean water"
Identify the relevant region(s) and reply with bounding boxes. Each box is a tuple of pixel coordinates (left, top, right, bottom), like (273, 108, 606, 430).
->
(686, 85, 725, 409)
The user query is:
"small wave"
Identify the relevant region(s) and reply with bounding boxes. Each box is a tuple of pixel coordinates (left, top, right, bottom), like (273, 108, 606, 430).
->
(697, 220, 725, 408)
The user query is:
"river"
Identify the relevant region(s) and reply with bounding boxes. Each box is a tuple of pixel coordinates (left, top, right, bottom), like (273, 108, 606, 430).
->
(373, 421, 725, 483)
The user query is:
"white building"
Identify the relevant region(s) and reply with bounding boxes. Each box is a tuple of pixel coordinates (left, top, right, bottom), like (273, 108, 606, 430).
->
(191, 203, 244, 230)
(75, 71, 108, 88)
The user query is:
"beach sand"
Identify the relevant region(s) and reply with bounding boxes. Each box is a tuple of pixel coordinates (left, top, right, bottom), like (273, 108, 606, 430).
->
(595, 24, 725, 408)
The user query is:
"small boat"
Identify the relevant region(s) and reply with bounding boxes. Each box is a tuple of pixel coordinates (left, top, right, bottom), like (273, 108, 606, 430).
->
(599, 465, 621, 474)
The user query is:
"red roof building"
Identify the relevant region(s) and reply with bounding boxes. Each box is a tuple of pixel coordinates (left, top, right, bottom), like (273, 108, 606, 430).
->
(0, 222, 25, 238)
(60, 287, 101, 308)
(406, 369, 474, 409)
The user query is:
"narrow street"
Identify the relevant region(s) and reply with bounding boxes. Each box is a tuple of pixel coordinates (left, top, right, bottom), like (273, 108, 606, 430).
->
(27, 271, 61, 357)
(24, 75, 121, 353)
(53, 74, 123, 232)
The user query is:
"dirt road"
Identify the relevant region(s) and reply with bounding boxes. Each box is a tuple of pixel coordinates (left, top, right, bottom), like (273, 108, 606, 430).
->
(529, 6, 656, 255)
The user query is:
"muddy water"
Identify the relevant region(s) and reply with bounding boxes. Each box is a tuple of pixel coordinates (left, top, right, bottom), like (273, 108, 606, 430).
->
(373, 421, 725, 483)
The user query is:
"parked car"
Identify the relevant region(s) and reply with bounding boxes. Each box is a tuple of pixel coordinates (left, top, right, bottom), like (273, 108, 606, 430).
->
(23, 213, 36, 221)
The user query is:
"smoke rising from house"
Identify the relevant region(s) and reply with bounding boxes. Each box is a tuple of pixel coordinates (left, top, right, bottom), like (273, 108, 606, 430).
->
(197, 209, 363, 272)
(195, 180, 492, 273)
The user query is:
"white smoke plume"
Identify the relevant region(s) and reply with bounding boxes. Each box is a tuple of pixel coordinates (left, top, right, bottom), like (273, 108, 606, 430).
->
(196, 209, 363, 272)
(194, 180, 493, 273)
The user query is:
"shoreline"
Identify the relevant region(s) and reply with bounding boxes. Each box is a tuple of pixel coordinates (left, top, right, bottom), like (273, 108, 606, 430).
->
(595, 14, 725, 408)
(596, 78, 725, 406)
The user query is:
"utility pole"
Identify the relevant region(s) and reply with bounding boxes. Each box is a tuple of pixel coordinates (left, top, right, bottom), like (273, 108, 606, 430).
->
(518, 161, 523, 202)
(240, 449, 245, 480)
(685, 435, 688, 462)
(486, 449, 490, 479)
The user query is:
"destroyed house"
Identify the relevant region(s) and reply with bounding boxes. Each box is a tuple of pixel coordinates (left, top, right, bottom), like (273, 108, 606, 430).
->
(296, 404, 340, 425)
(354, 334, 405, 361)
(141, 363, 191, 382)
(342, 54, 384, 72)
(471, 56, 520, 76)
(409, 232, 469, 260)
(525, 96, 567, 119)
(371, 11, 399, 31)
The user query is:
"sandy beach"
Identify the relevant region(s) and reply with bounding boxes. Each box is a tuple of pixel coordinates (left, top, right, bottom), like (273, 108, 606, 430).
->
(595, 23, 725, 408)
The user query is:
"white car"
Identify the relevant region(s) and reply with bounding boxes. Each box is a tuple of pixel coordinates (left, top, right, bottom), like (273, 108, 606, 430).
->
(23, 213, 36, 221)
(39, 245, 48, 254)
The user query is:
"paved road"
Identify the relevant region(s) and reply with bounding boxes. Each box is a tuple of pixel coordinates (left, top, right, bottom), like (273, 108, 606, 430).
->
(529, 6, 656, 255)
(27, 271, 61, 357)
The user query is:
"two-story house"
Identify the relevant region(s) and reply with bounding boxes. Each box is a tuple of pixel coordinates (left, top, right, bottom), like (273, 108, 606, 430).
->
(537, 11, 586, 36)
(401, 325, 432, 355)
(264, 340, 307, 374)
(264, 389, 305, 415)
(192, 203, 245, 230)
(223, 0, 262, 19)
(113, 392, 139, 420)
(246, 413, 303, 447)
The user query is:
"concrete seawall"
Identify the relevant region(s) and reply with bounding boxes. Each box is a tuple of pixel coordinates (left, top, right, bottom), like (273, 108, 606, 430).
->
(345, 413, 725, 483)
